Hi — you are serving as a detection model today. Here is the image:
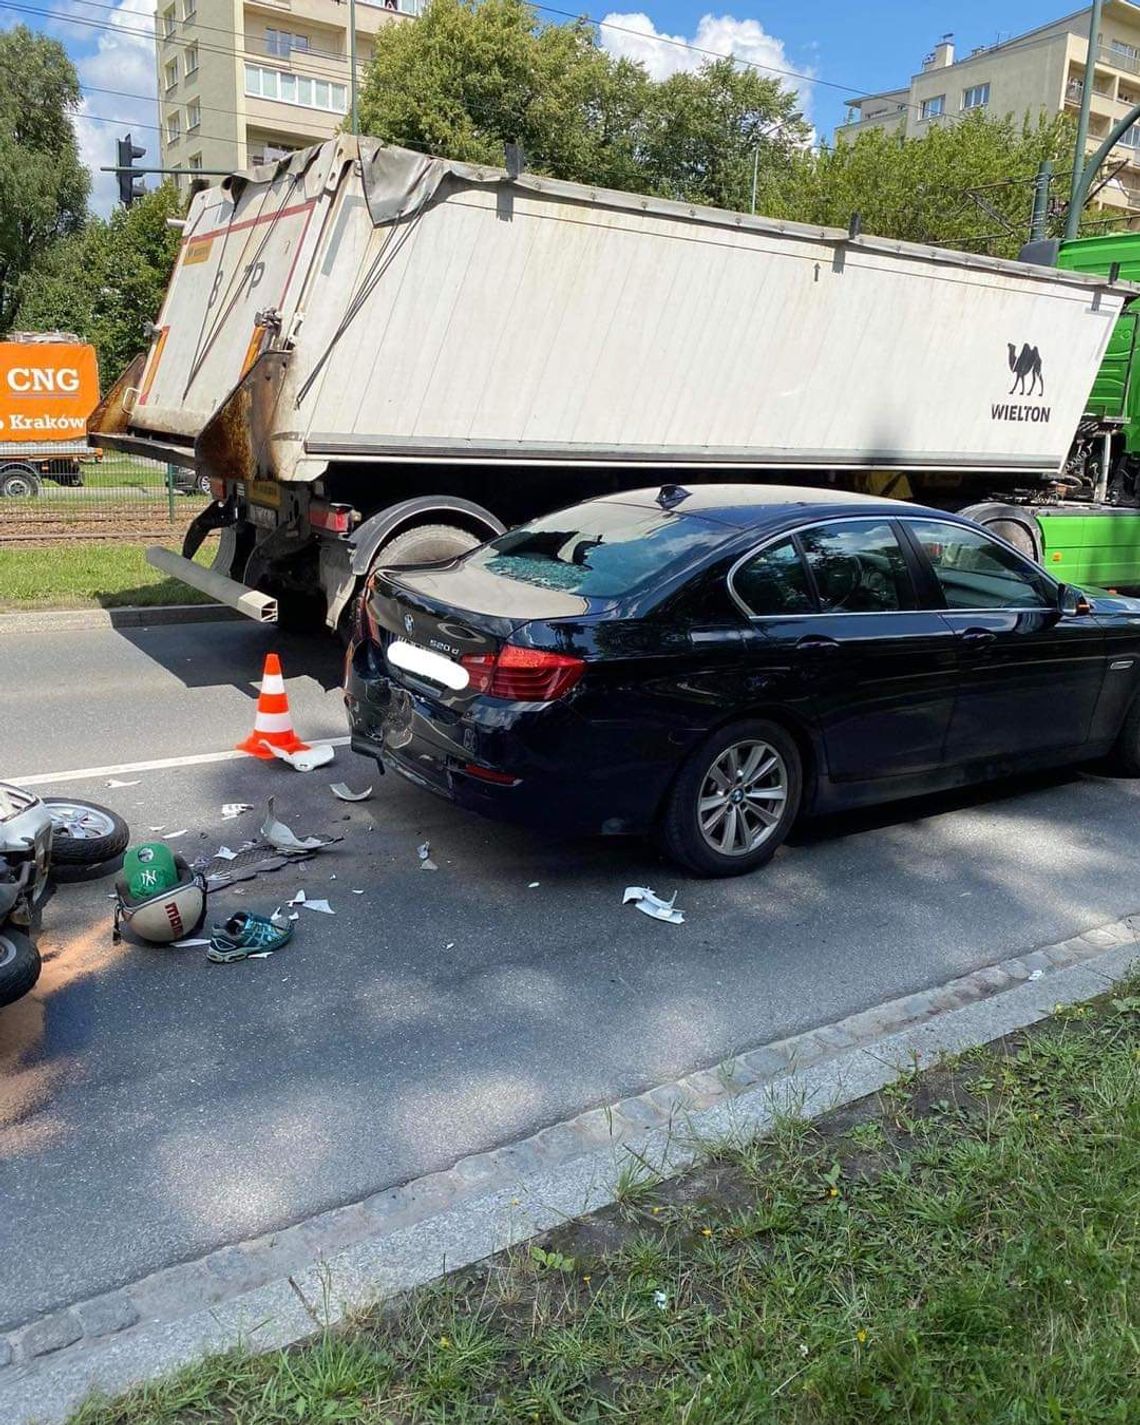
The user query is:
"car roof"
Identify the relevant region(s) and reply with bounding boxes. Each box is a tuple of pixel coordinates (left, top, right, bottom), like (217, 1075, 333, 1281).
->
(591, 484, 947, 529)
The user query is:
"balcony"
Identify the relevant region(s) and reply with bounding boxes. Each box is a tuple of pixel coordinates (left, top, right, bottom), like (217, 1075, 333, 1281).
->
(1098, 40, 1140, 76)
(1065, 76, 1117, 115)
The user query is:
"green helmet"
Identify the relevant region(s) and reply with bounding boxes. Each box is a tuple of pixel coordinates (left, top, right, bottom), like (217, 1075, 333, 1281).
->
(122, 842, 179, 900)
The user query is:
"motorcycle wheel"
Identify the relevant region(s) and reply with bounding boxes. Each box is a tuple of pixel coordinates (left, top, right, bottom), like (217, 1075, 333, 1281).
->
(0, 927, 41, 1007)
(43, 799, 130, 866)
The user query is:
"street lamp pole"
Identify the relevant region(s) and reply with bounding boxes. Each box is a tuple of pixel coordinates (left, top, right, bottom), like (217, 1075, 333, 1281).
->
(1069, 0, 1104, 222)
(348, 0, 359, 135)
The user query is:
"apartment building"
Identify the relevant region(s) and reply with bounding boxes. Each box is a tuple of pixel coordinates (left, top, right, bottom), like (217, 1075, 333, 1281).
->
(836, 2, 1140, 218)
(154, 0, 419, 182)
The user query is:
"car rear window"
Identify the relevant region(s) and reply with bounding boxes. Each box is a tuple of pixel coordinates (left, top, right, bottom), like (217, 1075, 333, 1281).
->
(465, 503, 734, 598)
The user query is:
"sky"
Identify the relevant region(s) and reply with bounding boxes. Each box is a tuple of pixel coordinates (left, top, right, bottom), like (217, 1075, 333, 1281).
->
(3, 0, 1091, 213)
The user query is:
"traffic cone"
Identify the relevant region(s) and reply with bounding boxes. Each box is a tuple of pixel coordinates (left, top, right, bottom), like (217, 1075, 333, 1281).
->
(236, 653, 310, 759)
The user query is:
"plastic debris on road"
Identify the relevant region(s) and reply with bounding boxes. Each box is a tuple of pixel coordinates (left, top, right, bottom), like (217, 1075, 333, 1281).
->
(260, 741, 336, 772)
(528, 881, 540, 889)
(222, 803, 253, 819)
(418, 841, 439, 872)
(330, 782, 373, 802)
(215, 846, 238, 861)
(261, 798, 339, 853)
(623, 886, 684, 925)
(302, 898, 335, 914)
(163, 829, 188, 840)
(107, 778, 141, 788)
(171, 938, 211, 948)
(288, 889, 306, 906)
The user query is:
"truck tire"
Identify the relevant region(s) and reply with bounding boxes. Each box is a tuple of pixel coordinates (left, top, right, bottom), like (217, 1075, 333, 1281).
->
(0, 464, 41, 498)
(958, 502, 1042, 562)
(374, 523, 483, 569)
(43, 799, 130, 866)
(0, 928, 41, 1008)
(340, 523, 484, 644)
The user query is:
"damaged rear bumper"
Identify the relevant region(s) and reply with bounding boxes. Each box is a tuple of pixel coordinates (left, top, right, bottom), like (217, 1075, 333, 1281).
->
(344, 639, 657, 837)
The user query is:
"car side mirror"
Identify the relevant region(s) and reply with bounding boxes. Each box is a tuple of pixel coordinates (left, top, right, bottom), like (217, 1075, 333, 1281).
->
(1057, 584, 1091, 616)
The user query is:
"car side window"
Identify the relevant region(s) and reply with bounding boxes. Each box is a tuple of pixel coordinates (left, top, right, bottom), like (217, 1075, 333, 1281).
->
(907, 520, 1053, 610)
(797, 520, 915, 612)
(732, 537, 815, 615)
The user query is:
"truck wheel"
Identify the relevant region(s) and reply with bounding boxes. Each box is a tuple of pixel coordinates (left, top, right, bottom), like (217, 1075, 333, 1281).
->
(0, 465, 41, 498)
(375, 523, 483, 569)
(43, 799, 130, 866)
(0, 928, 41, 1008)
(959, 502, 1042, 562)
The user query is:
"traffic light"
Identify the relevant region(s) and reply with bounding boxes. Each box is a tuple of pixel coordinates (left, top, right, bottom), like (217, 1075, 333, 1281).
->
(116, 133, 146, 207)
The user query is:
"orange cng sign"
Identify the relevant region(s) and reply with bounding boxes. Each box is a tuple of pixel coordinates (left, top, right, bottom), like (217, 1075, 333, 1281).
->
(0, 342, 100, 443)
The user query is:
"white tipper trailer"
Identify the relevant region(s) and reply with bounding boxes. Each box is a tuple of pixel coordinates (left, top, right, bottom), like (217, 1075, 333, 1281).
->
(88, 135, 1131, 629)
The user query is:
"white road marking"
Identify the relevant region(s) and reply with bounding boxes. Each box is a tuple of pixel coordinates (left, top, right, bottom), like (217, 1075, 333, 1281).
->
(13, 738, 353, 788)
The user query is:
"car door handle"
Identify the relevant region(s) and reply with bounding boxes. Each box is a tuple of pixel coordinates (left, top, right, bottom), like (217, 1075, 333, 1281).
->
(795, 635, 842, 656)
(958, 628, 997, 647)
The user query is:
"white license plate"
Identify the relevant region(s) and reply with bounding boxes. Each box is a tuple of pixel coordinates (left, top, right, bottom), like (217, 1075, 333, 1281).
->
(248, 503, 277, 530)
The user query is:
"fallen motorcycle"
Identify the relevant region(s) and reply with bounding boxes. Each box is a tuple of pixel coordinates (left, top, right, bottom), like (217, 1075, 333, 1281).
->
(0, 782, 129, 1008)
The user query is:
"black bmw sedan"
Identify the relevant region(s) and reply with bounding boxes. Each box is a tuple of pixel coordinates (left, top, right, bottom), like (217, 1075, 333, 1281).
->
(344, 486, 1140, 876)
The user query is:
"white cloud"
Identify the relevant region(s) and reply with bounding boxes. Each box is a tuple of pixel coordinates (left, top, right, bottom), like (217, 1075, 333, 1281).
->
(65, 0, 158, 215)
(598, 11, 814, 119)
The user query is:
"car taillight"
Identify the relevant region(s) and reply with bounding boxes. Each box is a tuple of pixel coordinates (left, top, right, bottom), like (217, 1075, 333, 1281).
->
(460, 644, 584, 701)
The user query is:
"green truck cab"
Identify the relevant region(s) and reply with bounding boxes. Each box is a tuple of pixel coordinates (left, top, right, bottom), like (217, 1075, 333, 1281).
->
(963, 232, 1140, 591)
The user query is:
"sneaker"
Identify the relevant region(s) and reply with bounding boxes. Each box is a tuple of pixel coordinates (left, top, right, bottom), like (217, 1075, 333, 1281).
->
(207, 911, 293, 963)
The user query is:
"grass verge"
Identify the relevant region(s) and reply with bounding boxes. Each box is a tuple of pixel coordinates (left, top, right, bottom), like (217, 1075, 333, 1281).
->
(0, 541, 216, 610)
(67, 980, 1140, 1423)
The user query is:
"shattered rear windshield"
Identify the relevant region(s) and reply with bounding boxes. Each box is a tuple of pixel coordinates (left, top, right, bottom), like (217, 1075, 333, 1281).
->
(465, 503, 733, 598)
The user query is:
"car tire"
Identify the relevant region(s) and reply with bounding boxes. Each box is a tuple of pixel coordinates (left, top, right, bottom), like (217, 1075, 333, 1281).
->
(43, 799, 130, 866)
(1107, 694, 1140, 776)
(658, 718, 803, 877)
(0, 928, 41, 1008)
(0, 464, 42, 498)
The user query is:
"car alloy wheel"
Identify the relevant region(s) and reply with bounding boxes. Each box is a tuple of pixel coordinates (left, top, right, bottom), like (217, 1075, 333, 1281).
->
(697, 739, 788, 857)
(658, 717, 802, 877)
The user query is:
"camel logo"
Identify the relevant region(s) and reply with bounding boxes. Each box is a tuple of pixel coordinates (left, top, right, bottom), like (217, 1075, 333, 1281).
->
(992, 342, 1050, 426)
(1008, 342, 1044, 398)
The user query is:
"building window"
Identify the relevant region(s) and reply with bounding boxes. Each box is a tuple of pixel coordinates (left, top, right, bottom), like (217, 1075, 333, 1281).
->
(166, 111, 180, 143)
(186, 99, 201, 130)
(1112, 39, 1140, 64)
(188, 152, 202, 171)
(184, 42, 198, 75)
(162, 6, 176, 38)
(164, 60, 178, 91)
(265, 29, 311, 58)
(249, 140, 298, 165)
(1118, 121, 1140, 149)
(921, 95, 945, 119)
(962, 82, 990, 110)
(181, 0, 196, 20)
(245, 63, 347, 112)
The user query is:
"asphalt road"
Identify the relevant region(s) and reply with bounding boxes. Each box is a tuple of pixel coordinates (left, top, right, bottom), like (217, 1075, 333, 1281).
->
(3, 619, 1140, 1330)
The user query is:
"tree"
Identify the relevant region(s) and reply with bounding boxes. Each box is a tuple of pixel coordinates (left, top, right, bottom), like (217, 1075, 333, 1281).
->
(641, 58, 808, 213)
(357, 0, 807, 202)
(777, 112, 1076, 258)
(0, 26, 89, 333)
(18, 186, 184, 389)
